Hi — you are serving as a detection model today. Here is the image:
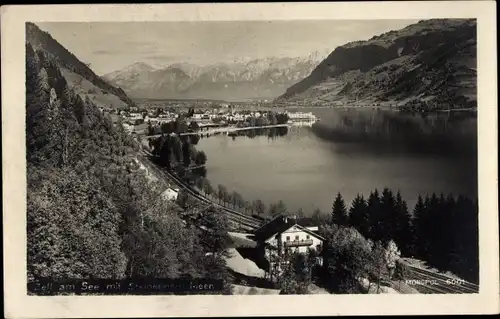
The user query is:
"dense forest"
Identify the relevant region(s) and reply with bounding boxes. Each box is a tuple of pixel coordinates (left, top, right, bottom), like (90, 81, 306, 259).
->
(329, 189, 479, 285)
(148, 128, 208, 183)
(26, 42, 232, 294)
(266, 189, 478, 295)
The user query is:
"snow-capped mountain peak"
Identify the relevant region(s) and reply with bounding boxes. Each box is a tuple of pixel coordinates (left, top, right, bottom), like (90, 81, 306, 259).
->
(102, 52, 328, 101)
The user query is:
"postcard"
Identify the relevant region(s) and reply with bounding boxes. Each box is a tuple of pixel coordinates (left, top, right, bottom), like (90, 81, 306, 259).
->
(2, 2, 498, 317)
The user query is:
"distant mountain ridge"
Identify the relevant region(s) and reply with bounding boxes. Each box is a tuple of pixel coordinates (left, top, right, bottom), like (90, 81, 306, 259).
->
(277, 19, 477, 109)
(26, 22, 136, 108)
(102, 51, 328, 101)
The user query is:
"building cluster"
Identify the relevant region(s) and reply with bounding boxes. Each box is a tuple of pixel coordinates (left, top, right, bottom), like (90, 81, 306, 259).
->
(103, 101, 318, 135)
(286, 111, 317, 120)
(190, 109, 267, 123)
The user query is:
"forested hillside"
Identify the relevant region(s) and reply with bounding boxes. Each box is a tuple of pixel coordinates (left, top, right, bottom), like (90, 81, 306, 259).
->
(278, 19, 476, 110)
(26, 22, 136, 108)
(26, 40, 231, 293)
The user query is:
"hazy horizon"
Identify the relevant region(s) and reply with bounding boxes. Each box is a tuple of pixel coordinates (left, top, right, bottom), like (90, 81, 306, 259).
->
(37, 20, 420, 75)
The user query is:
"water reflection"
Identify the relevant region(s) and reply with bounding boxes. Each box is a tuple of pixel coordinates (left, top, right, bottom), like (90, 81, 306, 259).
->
(199, 121, 317, 141)
(228, 126, 289, 140)
(310, 108, 477, 158)
(196, 108, 477, 215)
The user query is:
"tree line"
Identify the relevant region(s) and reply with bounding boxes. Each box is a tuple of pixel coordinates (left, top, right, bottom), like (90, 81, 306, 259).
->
(234, 111, 289, 127)
(147, 117, 200, 136)
(149, 130, 207, 183)
(26, 43, 232, 294)
(262, 188, 477, 294)
(177, 177, 290, 222)
(330, 189, 478, 284)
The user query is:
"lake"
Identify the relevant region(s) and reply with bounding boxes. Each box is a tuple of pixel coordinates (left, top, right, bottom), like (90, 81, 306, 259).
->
(196, 107, 478, 216)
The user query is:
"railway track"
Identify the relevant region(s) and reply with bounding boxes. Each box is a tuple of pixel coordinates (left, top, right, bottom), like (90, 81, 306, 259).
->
(168, 173, 262, 230)
(137, 150, 263, 231)
(404, 262, 479, 294)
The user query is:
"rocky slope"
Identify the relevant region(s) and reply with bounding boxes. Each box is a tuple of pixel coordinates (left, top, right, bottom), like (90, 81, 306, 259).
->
(103, 63, 193, 99)
(277, 19, 477, 110)
(26, 22, 136, 108)
(102, 52, 328, 101)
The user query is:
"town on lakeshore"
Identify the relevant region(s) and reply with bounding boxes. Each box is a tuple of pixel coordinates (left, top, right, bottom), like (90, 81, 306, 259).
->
(23, 15, 482, 301)
(110, 102, 319, 136)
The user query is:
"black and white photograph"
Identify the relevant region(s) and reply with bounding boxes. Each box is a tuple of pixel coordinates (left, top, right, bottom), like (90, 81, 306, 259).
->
(2, 2, 498, 317)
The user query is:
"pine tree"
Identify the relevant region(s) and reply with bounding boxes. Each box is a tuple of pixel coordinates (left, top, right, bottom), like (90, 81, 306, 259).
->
(366, 189, 381, 240)
(26, 62, 53, 165)
(430, 193, 451, 269)
(331, 192, 348, 226)
(378, 188, 397, 245)
(452, 195, 479, 283)
(348, 194, 369, 237)
(26, 44, 40, 108)
(410, 195, 425, 258)
(442, 195, 460, 271)
(425, 193, 441, 265)
(182, 140, 191, 167)
(414, 195, 434, 260)
(159, 136, 172, 168)
(394, 191, 412, 256)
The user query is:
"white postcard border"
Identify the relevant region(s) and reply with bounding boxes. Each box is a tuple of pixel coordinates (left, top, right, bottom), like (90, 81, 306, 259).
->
(2, 2, 498, 317)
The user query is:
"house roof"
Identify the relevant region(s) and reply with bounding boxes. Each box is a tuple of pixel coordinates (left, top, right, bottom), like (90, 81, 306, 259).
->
(253, 215, 292, 241)
(253, 215, 325, 242)
(293, 225, 326, 241)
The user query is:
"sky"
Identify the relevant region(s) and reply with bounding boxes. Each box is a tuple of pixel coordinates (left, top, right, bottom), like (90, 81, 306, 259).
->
(37, 20, 420, 75)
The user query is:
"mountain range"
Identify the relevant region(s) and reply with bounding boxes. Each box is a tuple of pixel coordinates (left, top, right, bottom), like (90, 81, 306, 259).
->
(102, 52, 328, 102)
(277, 19, 477, 109)
(27, 19, 476, 110)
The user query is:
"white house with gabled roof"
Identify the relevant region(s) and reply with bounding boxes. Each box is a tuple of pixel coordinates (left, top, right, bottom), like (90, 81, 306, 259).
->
(266, 223, 324, 255)
(251, 215, 325, 280)
(253, 215, 324, 256)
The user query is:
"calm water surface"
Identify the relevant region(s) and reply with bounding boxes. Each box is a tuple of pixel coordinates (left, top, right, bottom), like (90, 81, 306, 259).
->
(196, 108, 477, 215)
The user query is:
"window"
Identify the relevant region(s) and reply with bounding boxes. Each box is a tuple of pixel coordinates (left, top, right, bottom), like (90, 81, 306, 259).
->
(295, 235, 299, 240)
(286, 236, 290, 241)
(306, 235, 310, 240)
